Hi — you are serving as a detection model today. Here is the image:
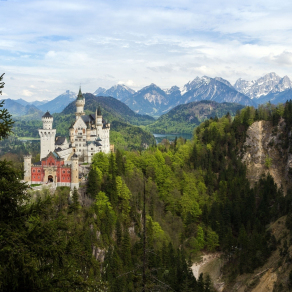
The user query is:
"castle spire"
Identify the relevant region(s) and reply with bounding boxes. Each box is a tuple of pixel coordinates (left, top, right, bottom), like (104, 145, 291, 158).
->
(76, 86, 84, 100)
(97, 105, 101, 115)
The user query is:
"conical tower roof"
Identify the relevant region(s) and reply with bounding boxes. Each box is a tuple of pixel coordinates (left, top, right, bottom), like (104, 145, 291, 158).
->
(76, 87, 84, 100)
(42, 111, 53, 118)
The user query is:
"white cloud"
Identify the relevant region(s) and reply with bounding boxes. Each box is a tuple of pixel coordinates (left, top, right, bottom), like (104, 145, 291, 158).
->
(22, 90, 33, 97)
(1, 0, 292, 101)
(264, 51, 292, 66)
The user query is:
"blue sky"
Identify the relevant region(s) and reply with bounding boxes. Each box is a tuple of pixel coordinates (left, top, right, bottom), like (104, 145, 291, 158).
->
(1, 0, 292, 101)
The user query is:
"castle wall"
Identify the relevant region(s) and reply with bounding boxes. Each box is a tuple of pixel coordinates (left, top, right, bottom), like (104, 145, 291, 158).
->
(24, 155, 32, 184)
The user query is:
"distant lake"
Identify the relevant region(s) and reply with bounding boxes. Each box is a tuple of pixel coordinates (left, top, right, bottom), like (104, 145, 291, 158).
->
(152, 133, 193, 144)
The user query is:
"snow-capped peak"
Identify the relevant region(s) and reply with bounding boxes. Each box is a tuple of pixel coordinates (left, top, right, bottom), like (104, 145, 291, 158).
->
(234, 72, 292, 99)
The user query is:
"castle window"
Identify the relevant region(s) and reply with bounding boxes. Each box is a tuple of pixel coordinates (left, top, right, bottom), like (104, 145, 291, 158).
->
(67, 170, 70, 173)
(63, 171, 65, 174)
(33, 170, 35, 172)
(38, 170, 40, 172)
(33, 176, 35, 179)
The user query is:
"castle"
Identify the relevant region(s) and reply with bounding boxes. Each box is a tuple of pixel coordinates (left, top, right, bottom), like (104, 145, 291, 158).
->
(24, 88, 111, 189)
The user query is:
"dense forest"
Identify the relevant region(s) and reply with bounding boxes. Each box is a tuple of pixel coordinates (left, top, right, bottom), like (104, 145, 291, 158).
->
(3, 65, 292, 291)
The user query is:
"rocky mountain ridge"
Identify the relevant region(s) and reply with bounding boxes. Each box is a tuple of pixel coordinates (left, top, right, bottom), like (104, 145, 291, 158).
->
(93, 84, 135, 101)
(111, 77, 256, 116)
(234, 72, 292, 99)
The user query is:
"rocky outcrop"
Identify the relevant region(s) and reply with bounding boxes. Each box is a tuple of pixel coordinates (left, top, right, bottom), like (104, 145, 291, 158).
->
(241, 119, 289, 192)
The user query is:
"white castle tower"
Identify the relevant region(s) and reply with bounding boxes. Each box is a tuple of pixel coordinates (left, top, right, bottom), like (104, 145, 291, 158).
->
(23, 155, 32, 184)
(95, 106, 103, 137)
(71, 153, 79, 190)
(38, 111, 56, 160)
(75, 87, 85, 119)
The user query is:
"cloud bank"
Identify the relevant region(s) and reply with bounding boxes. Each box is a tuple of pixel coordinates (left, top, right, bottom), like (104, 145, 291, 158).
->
(1, 0, 292, 101)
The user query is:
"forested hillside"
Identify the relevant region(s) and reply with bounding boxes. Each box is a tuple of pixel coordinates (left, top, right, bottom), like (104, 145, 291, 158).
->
(145, 100, 244, 134)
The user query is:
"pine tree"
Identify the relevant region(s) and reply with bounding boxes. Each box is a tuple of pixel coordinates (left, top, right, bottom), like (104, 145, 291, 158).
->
(69, 187, 80, 212)
(87, 168, 101, 198)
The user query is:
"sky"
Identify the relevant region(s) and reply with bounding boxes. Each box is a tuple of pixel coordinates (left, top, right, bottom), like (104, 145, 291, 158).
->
(1, 0, 292, 101)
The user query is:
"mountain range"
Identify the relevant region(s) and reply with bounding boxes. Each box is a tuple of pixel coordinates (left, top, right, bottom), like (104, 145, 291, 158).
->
(3, 72, 292, 118)
(95, 77, 256, 116)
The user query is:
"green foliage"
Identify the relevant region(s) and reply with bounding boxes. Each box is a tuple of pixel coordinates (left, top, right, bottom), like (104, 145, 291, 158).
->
(69, 187, 80, 212)
(265, 155, 272, 169)
(0, 93, 14, 140)
(0, 73, 4, 95)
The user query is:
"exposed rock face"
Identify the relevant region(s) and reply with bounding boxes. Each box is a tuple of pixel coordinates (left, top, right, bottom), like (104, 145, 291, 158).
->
(241, 120, 289, 191)
(251, 269, 277, 292)
(92, 246, 105, 262)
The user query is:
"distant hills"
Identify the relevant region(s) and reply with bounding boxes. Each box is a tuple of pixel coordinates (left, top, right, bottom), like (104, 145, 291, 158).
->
(145, 100, 245, 134)
(1, 99, 43, 119)
(38, 90, 76, 113)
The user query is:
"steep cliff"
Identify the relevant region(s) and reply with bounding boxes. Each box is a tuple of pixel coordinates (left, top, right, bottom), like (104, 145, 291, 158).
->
(241, 119, 292, 193)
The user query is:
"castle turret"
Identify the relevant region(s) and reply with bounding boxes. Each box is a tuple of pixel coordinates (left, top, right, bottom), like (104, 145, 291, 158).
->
(96, 106, 103, 137)
(71, 153, 79, 190)
(38, 111, 56, 160)
(75, 87, 85, 119)
(69, 127, 75, 146)
(24, 155, 32, 184)
(86, 123, 91, 140)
